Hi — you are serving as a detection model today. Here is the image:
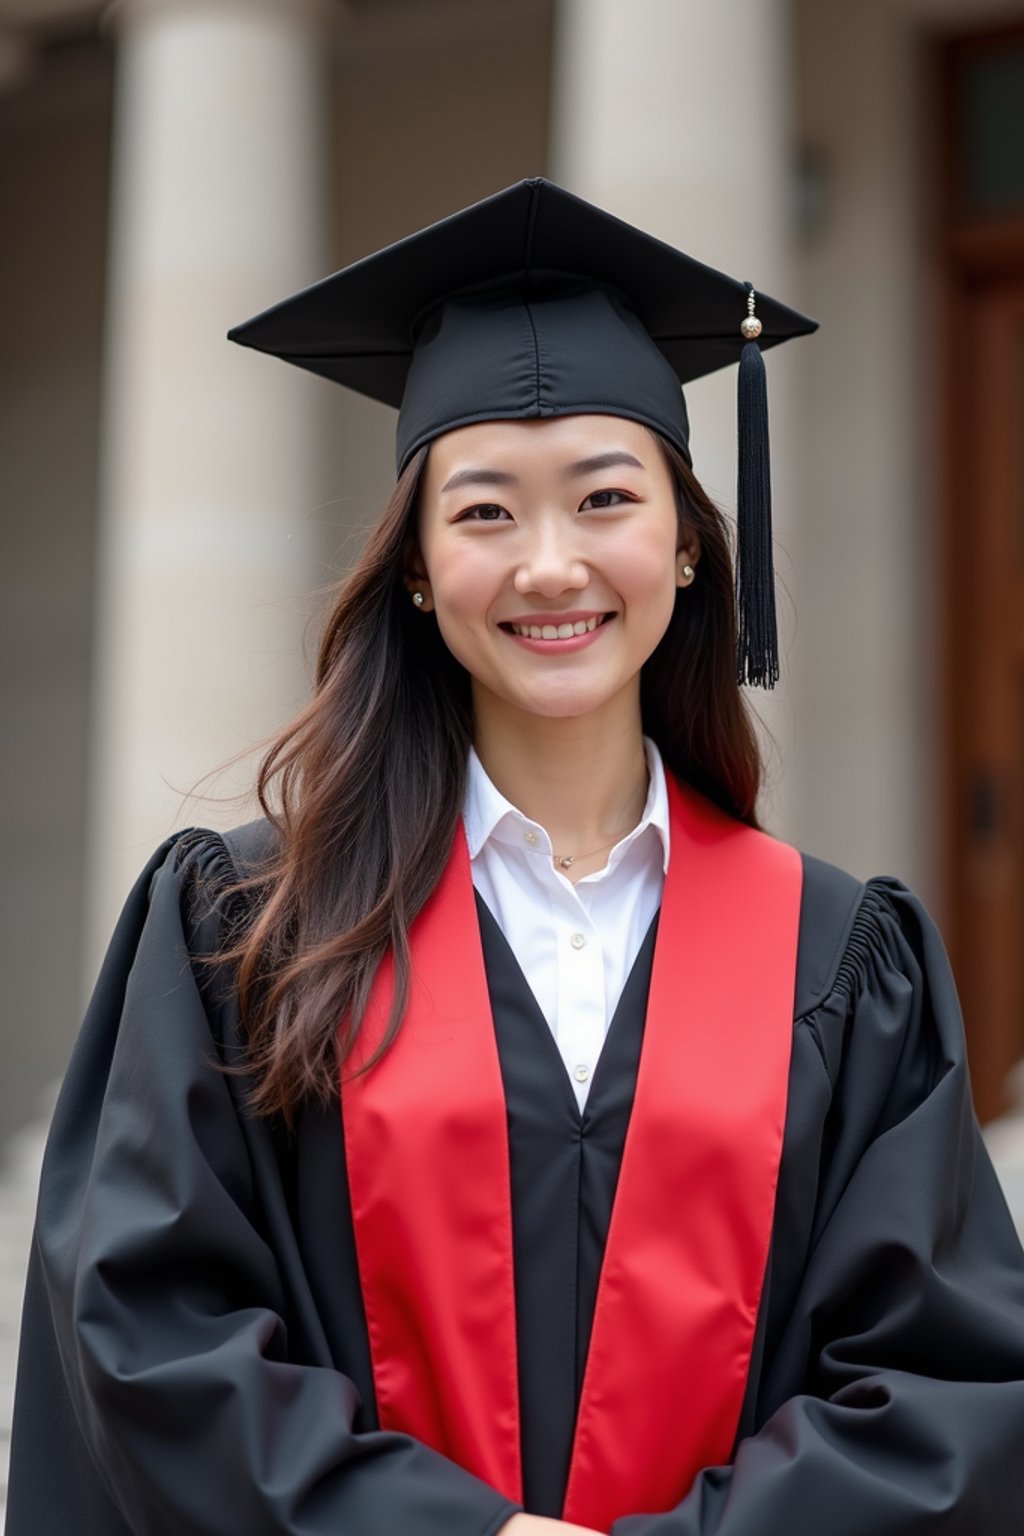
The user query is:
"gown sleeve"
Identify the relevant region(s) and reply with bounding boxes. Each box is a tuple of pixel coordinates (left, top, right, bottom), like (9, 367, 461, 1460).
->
(613, 877, 1024, 1536)
(5, 830, 521, 1536)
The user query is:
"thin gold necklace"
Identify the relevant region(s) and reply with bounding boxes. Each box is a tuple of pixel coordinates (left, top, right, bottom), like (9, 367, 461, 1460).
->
(513, 766, 650, 871)
(550, 824, 638, 871)
(547, 770, 650, 870)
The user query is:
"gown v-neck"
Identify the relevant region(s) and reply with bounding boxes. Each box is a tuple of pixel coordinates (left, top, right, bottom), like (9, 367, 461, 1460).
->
(475, 892, 660, 1515)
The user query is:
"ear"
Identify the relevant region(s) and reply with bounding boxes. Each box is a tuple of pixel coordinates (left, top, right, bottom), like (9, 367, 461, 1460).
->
(403, 544, 435, 612)
(676, 533, 701, 588)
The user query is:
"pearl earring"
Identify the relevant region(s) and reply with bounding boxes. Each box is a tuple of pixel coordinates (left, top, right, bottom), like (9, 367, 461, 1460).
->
(679, 564, 695, 585)
(412, 590, 425, 608)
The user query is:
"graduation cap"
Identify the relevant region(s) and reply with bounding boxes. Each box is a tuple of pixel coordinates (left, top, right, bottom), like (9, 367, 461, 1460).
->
(228, 177, 817, 688)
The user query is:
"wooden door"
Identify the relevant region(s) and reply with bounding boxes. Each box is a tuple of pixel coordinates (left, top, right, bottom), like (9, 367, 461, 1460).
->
(941, 25, 1024, 1120)
(946, 261, 1024, 1122)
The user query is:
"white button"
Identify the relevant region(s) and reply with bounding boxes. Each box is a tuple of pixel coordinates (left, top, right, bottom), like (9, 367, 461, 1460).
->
(570, 932, 586, 950)
(573, 1064, 590, 1083)
(524, 829, 538, 845)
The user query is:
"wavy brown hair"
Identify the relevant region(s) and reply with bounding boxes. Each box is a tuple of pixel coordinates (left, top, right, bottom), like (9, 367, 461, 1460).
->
(218, 434, 763, 1122)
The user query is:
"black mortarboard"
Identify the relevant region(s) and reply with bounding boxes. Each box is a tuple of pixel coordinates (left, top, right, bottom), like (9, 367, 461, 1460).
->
(228, 177, 817, 687)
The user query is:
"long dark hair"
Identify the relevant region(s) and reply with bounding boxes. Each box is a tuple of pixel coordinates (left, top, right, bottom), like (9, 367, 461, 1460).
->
(218, 434, 763, 1122)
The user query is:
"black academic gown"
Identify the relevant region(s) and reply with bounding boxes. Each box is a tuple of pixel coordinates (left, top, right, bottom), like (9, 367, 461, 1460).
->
(6, 820, 1024, 1535)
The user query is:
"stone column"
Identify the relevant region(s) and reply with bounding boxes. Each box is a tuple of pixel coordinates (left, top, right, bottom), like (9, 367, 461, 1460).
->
(550, 0, 801, 834)
(86, 0, 334, 975)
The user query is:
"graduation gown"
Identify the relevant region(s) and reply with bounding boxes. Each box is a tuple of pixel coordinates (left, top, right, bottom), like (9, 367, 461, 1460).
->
(7, 816, 1024, 1535)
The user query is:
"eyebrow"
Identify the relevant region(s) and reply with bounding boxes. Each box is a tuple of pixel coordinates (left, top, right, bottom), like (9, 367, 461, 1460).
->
(440, 450, 646, 494)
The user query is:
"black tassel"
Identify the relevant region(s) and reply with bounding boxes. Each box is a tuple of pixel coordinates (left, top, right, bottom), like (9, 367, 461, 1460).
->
(736, 287, 779, 688)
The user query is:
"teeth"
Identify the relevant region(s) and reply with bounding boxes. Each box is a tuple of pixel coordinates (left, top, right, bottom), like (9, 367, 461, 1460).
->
(509, 615, 605, 638)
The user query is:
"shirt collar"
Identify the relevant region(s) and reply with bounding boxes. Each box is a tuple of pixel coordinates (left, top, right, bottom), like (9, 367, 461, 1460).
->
(463, 736, 671, 875)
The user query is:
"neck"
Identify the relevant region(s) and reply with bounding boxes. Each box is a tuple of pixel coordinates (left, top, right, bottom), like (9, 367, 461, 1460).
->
(472, 687, 649, 856)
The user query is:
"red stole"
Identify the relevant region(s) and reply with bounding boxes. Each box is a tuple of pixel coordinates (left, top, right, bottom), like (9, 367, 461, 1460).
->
(340, 776, 802, 1532)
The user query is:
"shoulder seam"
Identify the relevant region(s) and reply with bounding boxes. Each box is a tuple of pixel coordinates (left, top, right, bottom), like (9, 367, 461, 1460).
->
(171, 827, 254, 938)
(795, 875, 900, 1024)
(793, 861, 866, 1022)
(831, 877, 898, 1005)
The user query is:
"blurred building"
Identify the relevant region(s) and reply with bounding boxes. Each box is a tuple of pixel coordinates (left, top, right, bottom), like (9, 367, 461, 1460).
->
(2, 0, 1024, 1142)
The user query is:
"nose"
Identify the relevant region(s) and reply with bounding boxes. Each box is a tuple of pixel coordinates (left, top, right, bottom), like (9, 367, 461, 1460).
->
(513, 520, 589, 598)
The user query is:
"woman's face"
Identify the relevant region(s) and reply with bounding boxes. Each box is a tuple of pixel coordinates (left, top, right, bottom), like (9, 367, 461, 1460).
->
(411, 414, 698, 727)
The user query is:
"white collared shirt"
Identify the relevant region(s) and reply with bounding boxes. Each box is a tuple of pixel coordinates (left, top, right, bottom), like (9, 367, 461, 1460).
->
(463, 738, 670, 1110)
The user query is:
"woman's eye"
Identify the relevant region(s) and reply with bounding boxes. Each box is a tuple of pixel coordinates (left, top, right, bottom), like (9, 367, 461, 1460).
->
(581, 488, 632, 510)
(460, 503, 509, 522)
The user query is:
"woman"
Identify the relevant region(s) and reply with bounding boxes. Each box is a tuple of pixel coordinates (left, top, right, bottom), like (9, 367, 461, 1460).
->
(8, 179, 1024, 1536)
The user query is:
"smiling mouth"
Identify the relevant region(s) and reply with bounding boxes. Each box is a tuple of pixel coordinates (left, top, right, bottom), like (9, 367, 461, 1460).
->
(499, 614, 613, 640)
